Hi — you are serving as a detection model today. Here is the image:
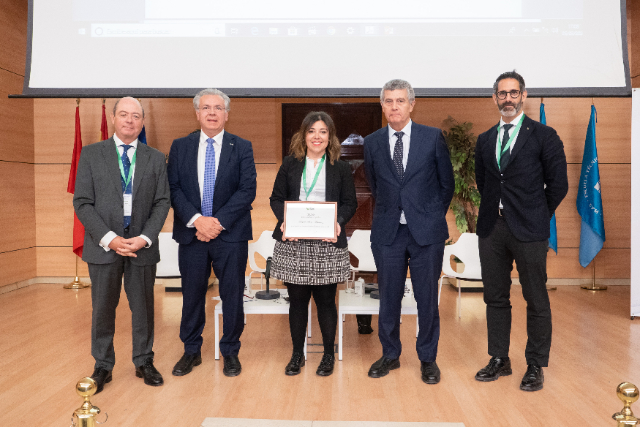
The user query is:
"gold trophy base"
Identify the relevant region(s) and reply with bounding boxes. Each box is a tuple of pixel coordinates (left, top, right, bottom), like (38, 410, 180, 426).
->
(64, 276, 89, 289)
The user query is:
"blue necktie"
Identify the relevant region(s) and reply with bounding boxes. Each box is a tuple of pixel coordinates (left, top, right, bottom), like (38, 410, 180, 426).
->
(121, 145, 133, 228)
(393, 131, 404, 180)
(201, 138, 216, 217)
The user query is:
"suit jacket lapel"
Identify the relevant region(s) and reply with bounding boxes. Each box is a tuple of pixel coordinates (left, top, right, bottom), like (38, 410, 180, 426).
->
(132, 142, 149, 199)
(325, 159, 338, 201)
(507, 115, 534, 167)
(403, 122, 423, 182)
(102, 137, 124, 202)
(378, 128, 400, 183)
(486, 123, 500, 172)
(291, 158, 304, 200)
(216, 132, 235, 192)
(186, 133, 200, 202)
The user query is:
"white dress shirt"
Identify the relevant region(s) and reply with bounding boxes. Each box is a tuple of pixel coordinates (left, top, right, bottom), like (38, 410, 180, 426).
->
(299, 156, 327, 202)
(388, 120, 412, 224)
(99, 136, 152, 251)
(187, 129, 224, 228)
(497, 111, 524, 209)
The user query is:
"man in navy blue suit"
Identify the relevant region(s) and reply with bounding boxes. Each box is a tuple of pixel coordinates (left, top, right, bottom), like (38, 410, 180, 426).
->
(167, 89, 257, 378)
(364, 79, 454, 384)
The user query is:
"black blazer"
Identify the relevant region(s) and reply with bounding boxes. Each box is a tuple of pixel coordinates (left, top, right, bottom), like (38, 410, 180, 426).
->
(270, 155, 357, 248)
(475, 115, 569, 242)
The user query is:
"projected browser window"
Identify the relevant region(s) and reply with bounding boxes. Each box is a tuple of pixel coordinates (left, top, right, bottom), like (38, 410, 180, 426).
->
(27, 0, 624, 95)
(80, 0, 583, 38)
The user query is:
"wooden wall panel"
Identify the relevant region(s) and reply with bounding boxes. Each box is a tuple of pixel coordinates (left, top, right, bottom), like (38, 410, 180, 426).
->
(0, 162, 35, 253)
(226, 99, 279, 164)
(37, 247, 88, 277)
(0, 248, 36, 288)
(35, 164, 73, 246)
(546, 248, 630, 279)
(34, 99, 119, 164)
(0, 72, 33, 163)
(557, 164, 631, 249)
(143, 98, 197, 155)
(537, 98, 631, 165)
(0, 0, 27, 75)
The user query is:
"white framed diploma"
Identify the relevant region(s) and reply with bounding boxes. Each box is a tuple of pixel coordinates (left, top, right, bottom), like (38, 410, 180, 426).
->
(283, 201, 337, 240)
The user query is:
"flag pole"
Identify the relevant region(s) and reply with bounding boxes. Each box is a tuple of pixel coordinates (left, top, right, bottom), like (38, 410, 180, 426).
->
(581, 258, 607, 291)
(64, 255, 88, 289)
(64, 98, 89, 290)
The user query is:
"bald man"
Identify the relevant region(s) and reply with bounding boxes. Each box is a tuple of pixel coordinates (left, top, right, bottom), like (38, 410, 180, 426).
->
(73, 97, 170, 394)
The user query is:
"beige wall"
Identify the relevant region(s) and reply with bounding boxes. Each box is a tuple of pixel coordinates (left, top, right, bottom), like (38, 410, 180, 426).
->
(3, 0, 640, 286)
(0, 0, 35, 287)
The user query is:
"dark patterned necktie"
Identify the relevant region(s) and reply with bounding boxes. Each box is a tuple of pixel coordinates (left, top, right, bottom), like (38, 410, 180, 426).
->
(121, 145, 133, 228)
(500, 124, 513, 170)
(393, 131, 404, 179)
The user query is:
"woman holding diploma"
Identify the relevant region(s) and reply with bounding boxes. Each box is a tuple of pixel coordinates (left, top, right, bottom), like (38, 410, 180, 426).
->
(270, 111, 357, 376)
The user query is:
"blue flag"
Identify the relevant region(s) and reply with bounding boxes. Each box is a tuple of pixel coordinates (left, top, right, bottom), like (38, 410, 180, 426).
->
(138, 125, 147, 145)
(576, 105, 605, 267)
(540, 103, 558, 254)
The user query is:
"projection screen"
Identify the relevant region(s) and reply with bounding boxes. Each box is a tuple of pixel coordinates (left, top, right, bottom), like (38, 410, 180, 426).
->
(22, 0, 630, 97)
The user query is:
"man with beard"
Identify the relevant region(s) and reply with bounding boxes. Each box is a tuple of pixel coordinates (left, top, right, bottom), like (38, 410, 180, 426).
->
(474, 71, 568, 392)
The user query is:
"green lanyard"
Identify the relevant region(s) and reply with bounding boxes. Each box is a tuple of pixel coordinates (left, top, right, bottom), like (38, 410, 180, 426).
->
(302, 154, 325, 200)
(496, 114, 525, 169)
(116, 144, 137, 189)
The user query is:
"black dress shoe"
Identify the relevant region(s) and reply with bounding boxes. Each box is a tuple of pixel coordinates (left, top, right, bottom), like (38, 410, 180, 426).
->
(316, 353, 335, 377)
(356, 314, 374, 334)
(520, 363, 544, 392)
(90, 367, 112, 395)
(368, 356, 400, 378)
(421, 361, 441, 384)
(135, 359, 164, 386)
(223, 355, 242, 377)
(475, 356, 512, 382)
(285, 352, 305, 376)
(172, 352, 202, 376)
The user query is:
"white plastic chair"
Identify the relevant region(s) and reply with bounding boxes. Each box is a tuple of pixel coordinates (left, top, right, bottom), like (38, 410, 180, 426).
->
(348, 229, 377, 283)
(439, 232, 482, 318)
(247, 230, 276, 291)
(157, 232, 180, 277)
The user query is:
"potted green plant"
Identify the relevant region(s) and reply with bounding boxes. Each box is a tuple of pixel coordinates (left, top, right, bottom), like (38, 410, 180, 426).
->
(442, 116, 481, 234)
(442, 117, 483, 291)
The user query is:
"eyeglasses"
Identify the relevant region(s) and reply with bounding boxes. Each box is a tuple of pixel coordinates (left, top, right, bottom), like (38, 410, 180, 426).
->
(495, 90, 522, 100)
(199, 105, 225, 112)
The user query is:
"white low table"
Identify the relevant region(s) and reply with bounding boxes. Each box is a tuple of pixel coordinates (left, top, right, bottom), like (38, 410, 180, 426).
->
(213, 295, 310, 360)
(338, 290, 418, 360)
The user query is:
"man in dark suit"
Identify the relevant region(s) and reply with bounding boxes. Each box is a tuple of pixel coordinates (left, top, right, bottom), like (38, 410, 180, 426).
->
(74, 97, 171, 394)
(168, 89, 257, 378)
(364, 79, 454, 384)
(474, 71, 568, 391)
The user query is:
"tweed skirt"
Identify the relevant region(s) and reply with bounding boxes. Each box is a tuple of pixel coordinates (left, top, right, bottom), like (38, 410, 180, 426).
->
(271, 240, 350, 285)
